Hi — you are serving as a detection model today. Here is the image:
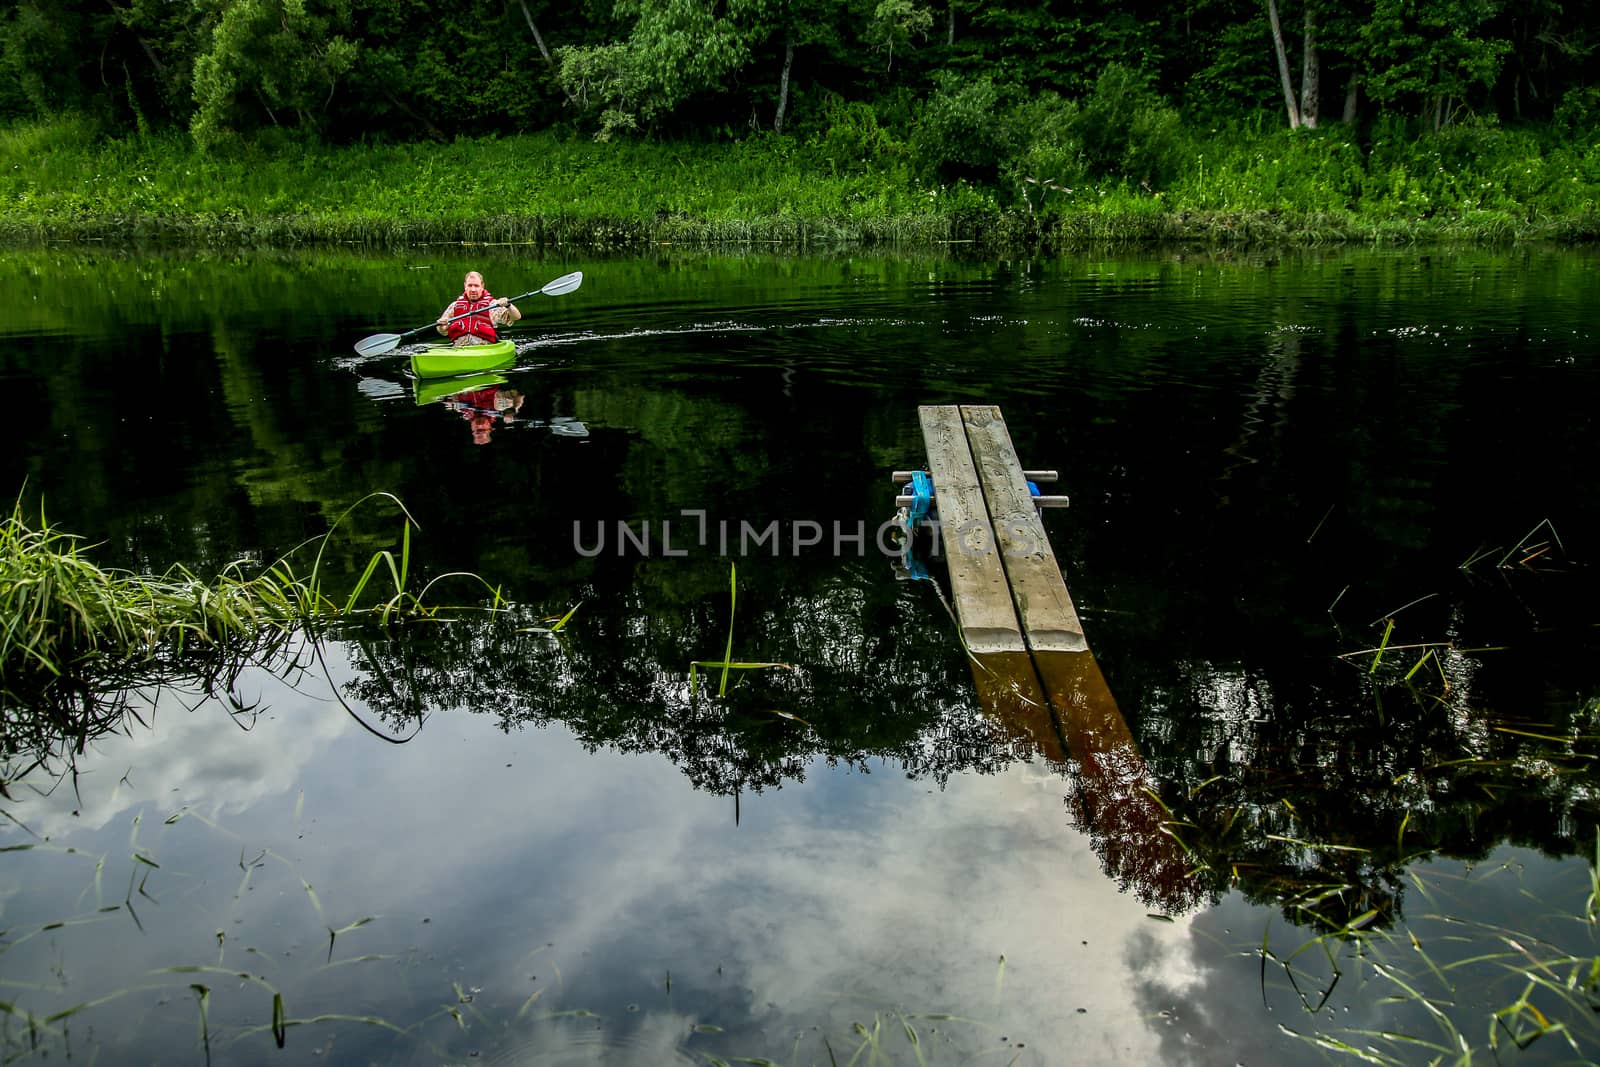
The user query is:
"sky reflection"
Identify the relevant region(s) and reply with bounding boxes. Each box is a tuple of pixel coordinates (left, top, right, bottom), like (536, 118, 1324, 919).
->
(0, 645, 1243, 1064)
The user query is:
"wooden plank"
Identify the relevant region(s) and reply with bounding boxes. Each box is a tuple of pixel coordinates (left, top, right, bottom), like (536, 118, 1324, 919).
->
(917, 405, 1025, 653)
(969, 652, 1067, 767)
(960, 405, 1088, 653)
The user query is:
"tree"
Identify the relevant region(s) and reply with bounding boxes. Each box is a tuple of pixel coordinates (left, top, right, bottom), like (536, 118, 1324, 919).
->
(557, 0, 778, 137)
(0, 0, 92, 117)
(866, 0, 932, 73)
(189, 0, 358, 149)
(1360, 0, 1511, 129)
(1267, 0, 1320, 127)
(106, 0, 213, 126)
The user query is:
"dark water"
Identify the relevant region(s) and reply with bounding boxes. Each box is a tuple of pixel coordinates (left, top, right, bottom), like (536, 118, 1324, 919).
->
(2, 246, 1599, 1064)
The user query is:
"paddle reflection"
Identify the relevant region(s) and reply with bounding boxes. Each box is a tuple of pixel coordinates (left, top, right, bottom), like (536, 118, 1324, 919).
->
(412, 374, 588, 444)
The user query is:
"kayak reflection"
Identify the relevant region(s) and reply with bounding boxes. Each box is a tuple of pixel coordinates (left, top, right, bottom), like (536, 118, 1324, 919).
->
(412, 372, 589, 444)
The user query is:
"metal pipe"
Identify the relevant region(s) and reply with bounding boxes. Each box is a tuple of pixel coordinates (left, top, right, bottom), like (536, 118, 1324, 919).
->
(891, 469, 1058, 483)
(894, 495, 1070, 508)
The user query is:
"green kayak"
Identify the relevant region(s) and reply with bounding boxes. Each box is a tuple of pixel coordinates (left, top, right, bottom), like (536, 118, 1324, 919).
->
(409, 339, 516, 379)
(413, 372, 508, 407)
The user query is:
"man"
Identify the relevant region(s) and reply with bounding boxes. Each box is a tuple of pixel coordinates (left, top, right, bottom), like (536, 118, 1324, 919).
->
(436, 271, 522, 347)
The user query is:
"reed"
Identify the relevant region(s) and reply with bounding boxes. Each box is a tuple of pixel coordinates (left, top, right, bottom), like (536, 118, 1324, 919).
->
(1280, 831, 1600, 1064)
(688, 563, 789, 698)
(0, 492, 502, 789)
(0, 497, 297, 752)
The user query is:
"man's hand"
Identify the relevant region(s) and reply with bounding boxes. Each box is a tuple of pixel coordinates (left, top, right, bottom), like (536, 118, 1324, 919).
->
(495, 297, 511, 308)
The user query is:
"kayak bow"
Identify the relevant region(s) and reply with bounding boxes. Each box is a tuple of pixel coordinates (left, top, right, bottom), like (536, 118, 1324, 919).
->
(409, 339, 516, 379)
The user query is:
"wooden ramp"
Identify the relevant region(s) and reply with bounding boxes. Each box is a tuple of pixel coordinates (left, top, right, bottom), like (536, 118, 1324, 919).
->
(917, 405, 1086, 654)
(908, 405, 1199, 912)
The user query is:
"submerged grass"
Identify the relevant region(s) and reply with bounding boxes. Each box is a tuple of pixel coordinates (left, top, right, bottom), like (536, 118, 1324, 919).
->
(2, 795, 1019, 1065)
(1276, 833, 1600, 1065)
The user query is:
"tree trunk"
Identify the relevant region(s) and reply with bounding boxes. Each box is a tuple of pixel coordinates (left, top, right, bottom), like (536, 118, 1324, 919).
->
(773, 36, 793, 134)
(947, 2, 955, 46)
(516, 0, 578, 106)
(382, 87, 446, 140)
(1299, 6, 1319, 128)
(1267, 0, 1301, 128)
(102, 0, 171, 105)
(1342, 71, 1358, 123)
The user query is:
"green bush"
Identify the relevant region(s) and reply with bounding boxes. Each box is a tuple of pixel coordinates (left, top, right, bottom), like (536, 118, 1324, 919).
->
(998, 93, 1084, 213)
(909, 73, 1011, 184)
(1124, 105, 1187, 188)
(1073, 64, 1189, 188)
(1553, 85, 1600, 144)
(806, 95, 904, 176)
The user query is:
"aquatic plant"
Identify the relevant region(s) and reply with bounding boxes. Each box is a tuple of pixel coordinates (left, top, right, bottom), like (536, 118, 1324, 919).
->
(1281, 830, 1600, 1064)
(0, 492, 505, 789)
(1, 497, 296, 778)
(688, 562, 790, 698)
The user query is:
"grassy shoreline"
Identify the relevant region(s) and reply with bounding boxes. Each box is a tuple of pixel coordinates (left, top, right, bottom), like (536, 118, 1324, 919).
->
(4, 120, 1597, 250)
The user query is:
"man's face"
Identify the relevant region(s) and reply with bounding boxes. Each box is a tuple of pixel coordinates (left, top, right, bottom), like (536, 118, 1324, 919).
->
(464, 274, 486, 299)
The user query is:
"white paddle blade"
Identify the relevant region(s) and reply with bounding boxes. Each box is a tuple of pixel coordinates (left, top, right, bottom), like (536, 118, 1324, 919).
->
(354, 333, 403, 356)
(540, 271, 583, 297)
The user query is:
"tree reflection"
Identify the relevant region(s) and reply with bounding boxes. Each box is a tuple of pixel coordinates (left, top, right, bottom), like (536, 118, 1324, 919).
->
(338, 579, 1018, 797)
(324, 540, 1600, 928)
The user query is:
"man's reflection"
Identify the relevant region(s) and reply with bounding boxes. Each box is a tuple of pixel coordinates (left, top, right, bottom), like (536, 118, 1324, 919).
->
(445, 383, 525, 445)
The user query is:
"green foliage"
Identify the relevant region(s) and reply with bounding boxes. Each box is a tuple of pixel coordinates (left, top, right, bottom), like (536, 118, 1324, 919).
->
(1074, 63, 1187, 187)
(0, 0, 90, 116)
(1178, 6, 1280, 121)
(110, 0, 212, 123)
(866, 0, 933, 73)
(991, 63, 1189, 212)
(805, 94, 905, 175)
(557, 43, 654, 141)
(189, 0, 358, 150)
(0, 0, 1591, 160)
(1553, 84, 1600, 142)
(0, 115, 1596, 248)
(1360, 0, 1512, 124)
(957, 2, 1161, 97)
(998, 93, 1083, 209)
(910, 73, 1010, 183)
(559, 0, 777, 138)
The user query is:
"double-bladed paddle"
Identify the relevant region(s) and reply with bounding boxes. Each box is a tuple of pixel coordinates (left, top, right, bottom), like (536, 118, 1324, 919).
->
(353, 270, 584, 357)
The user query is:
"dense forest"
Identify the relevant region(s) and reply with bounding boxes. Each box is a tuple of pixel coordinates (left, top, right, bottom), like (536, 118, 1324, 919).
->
(2, 0, 1596, 243)
(7, 0, 1597, 153)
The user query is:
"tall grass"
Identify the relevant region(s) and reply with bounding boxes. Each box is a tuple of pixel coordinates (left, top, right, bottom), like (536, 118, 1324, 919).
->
(0, 492, 503, 789)
(1, 497, 304, 779)
(1, 117, 1593, 249)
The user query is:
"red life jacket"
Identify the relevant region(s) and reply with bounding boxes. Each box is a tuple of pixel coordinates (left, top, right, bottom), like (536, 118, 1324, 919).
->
(447, 291, 497, 343)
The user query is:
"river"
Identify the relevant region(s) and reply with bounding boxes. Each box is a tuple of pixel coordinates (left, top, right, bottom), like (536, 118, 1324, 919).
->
(2, 244, 1598, 1064)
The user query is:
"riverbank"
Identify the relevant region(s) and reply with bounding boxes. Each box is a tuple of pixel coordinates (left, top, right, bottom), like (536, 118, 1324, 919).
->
(4, 119, 1597, 249)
